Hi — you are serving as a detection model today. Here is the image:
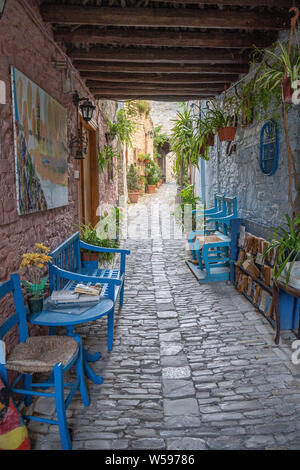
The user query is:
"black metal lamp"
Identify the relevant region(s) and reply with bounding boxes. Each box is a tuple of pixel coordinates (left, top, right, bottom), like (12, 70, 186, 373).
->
(73, 90, 95, 123)
(0, 0, 6, 20)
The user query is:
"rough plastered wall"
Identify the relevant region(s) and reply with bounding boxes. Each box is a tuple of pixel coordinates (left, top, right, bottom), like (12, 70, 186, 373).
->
(0, 0, 118, 353)
(150, 100, 179, 183)
(126, 103, 154, 165)
(203, 32, 300, 228)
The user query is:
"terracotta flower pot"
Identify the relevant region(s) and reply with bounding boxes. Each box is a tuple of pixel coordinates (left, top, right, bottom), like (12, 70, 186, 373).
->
(81, 252, 99, 262)
(282, 76, 294, 104)
(144, 159, 150, 164)
(218, 126, 237, 142)
(206, 133, 215, 146)
(147, 185, 156, 194)
(128, 191, 139, 203)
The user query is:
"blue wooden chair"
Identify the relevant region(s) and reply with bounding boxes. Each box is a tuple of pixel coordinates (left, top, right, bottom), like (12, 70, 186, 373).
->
(0, 273, 90, 450)
(188, 195, 225, 260)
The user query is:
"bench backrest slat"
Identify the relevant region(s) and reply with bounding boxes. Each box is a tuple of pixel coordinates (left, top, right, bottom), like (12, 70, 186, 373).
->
(49, 232, 81, 293)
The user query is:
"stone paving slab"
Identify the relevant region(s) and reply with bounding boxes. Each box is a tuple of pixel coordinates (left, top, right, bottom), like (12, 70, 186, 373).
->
(28, 183, 300, 450)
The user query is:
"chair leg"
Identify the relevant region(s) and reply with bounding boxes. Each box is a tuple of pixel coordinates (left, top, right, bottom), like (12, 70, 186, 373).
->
(74, 335, 90, 407)
(107, 309, 114, 352)
(23, 374, 33, 406)
(119, 282, 125, 306)
(53, 363, 72, 450)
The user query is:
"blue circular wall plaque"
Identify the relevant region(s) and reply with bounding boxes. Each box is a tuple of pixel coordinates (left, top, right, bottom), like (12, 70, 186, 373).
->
(259, 119, 279, 176)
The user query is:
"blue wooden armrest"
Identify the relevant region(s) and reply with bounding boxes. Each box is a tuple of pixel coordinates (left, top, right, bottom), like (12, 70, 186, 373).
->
(50, 265, 122, 286)
(80, 241, 130, 255)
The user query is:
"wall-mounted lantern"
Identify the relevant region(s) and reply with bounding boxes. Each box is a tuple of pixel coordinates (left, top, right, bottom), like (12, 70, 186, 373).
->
(71, 90, 96, 160)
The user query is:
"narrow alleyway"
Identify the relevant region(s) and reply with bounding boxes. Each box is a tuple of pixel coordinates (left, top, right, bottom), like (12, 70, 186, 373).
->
(30, 183, 300, 451)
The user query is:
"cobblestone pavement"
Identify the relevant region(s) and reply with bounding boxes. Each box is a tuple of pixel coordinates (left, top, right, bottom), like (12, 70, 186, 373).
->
(30, 183, 300, 450)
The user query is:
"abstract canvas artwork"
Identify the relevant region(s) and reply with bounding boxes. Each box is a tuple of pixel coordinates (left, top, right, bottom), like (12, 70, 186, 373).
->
(11, 67, 68, 215)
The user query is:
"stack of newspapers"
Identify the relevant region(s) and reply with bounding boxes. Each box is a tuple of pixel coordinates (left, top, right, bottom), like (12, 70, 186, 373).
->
(47, 283, 102, 308)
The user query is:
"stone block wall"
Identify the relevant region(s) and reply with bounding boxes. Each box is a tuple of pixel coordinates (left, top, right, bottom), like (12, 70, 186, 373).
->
(204, 105, 300, 229)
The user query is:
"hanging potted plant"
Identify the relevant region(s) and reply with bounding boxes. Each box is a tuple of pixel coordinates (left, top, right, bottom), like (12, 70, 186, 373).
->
(205, 99, 237, 142)
(19, 243, 52, 314)
(127, 164, 140, 203)
(256, 41, 300, 105)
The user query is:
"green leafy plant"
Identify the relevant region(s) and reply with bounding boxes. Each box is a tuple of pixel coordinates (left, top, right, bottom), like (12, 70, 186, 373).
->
(98, 145, 120, 174)
(145, 159, 161, 185)
(106, 108, 135, 146)
(170, 103, 208, 185)
(79, 221, 119, 264)
(127, 164, 140, 192)
(263, 213, 300, 287)
(153, 125, 169, 159)
(137, 152, 150, 163)
(126, 100, 151, 117)
(174, 184, 202, 230)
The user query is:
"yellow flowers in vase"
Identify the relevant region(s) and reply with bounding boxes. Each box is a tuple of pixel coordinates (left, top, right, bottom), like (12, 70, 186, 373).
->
(19, 243, 52, 313)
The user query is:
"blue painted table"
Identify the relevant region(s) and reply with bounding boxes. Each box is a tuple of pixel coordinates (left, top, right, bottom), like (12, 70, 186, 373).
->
(29, 298, 114, 384)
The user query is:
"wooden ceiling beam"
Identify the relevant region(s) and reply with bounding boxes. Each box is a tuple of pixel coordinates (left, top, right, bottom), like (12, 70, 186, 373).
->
(74, 61, 249, 74)
(54, 28, 275, 49)
(97, 96, 212, 102)
(90, 88, 223, 96)
(69, 47, 250, 64)
(148, 0, 293, 6)
(40, 5, 288, 30)
(81, 72, 240, 83)
(87, 81, 226, 91)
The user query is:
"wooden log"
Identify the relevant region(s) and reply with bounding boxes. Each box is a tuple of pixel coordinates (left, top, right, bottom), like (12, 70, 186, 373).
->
(40, 5, 288, 30)
(69, 47, 250, 64)
(74, 61, 249, 74)
(87, 81, 226, 91)
(149, 0, 292, 6)
(54, 28, 275, 49)
(81, 72, 240, 83)
(91, 88, 222, 96)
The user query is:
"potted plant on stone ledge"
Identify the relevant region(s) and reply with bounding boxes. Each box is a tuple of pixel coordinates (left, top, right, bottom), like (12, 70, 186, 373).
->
(19, 243, 52, 314)
(127, 164, 140, 203)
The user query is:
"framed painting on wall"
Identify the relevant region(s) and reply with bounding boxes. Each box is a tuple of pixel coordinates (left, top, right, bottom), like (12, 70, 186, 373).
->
(11, 66, 68, 215)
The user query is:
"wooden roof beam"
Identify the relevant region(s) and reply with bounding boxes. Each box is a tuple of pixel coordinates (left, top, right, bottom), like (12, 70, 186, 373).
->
(69, 47, 251, 64)
(87, 81, 227, 91)
(40, 5, 288, 30)
(74, 61, 249, 74)
(81, 72, 240, 83)
(148, 0, 294, 6)
(54, 28, 275, 49)
(90, 88, 224, 96)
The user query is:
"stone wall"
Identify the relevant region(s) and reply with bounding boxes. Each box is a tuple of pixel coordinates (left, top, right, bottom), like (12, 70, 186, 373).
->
(0, 0, 118, 353)
(150, 101, 181, 183)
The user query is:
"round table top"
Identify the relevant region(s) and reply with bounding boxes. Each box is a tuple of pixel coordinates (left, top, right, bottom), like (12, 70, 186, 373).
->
(29, 298, 114, 327)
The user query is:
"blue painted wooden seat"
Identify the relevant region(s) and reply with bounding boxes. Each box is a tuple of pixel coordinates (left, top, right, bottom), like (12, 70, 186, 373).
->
(49, 232, 130, 351)
(188, 196, 237, 259)
(186, 218, 241, 284)
(0, 273, 90, 450)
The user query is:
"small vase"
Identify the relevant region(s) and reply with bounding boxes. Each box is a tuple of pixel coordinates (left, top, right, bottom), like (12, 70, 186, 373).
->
(28, 296, 44, 314)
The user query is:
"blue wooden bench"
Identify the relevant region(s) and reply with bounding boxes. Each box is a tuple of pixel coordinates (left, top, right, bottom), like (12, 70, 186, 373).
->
(48, 232, 130, 349)
(186, 196, 240, 283)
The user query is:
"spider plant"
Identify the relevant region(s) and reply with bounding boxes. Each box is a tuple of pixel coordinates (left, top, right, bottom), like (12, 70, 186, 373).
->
(256, 41, 300, 102)
(263, 213, 300, 287)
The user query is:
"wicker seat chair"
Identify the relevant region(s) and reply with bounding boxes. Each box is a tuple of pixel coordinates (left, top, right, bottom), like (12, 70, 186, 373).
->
(0, 273, 90, 450)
